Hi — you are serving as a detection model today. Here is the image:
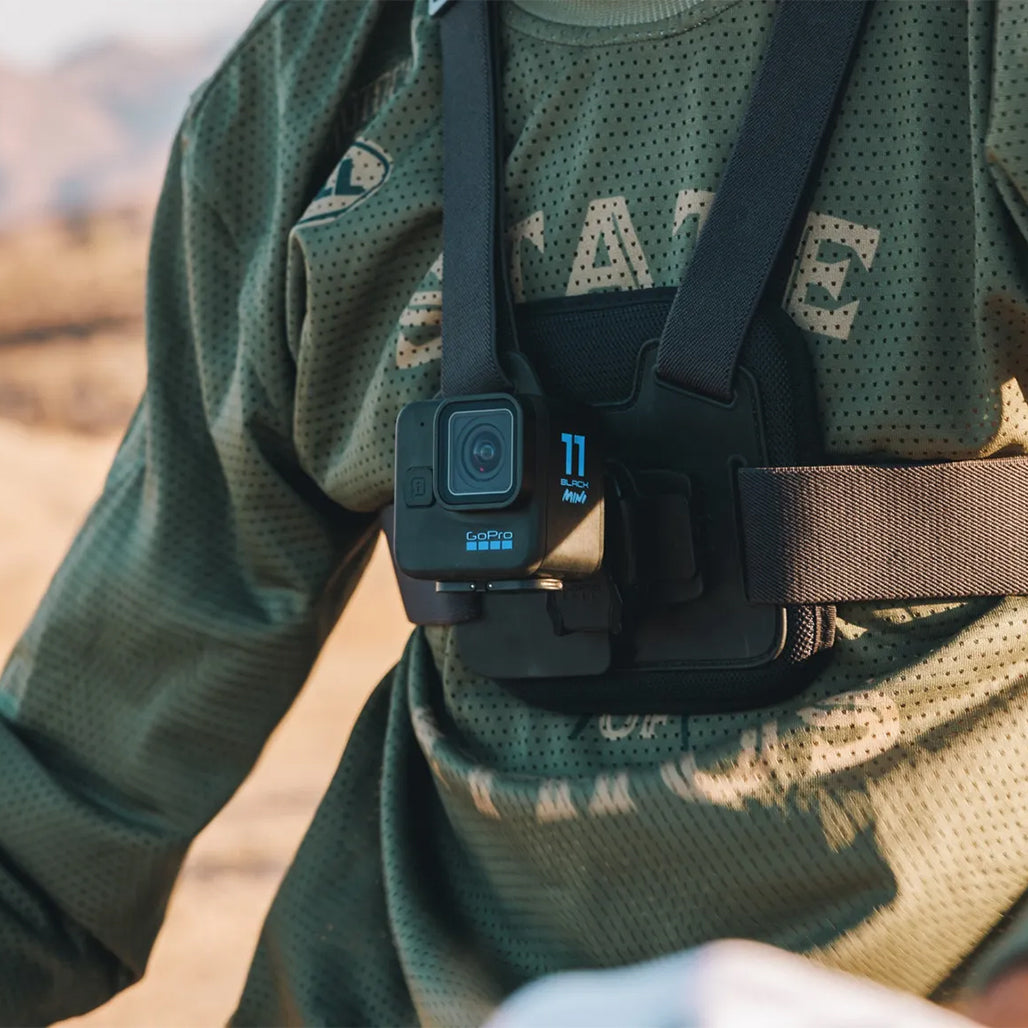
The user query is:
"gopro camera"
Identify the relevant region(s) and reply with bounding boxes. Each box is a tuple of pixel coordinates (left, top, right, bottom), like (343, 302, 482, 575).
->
(393, 393, 603, 586)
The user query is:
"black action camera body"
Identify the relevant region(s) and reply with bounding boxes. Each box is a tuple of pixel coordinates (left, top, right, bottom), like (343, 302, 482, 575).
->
(394, 392, 604, 587)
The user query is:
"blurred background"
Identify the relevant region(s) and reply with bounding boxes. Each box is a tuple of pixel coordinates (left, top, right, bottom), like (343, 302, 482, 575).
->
(0, 2, 411, 1023)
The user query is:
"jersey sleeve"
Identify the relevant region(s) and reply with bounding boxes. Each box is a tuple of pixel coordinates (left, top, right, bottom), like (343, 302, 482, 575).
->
(959, 0, 1028, 1001)
(0, 6, 383, 1023)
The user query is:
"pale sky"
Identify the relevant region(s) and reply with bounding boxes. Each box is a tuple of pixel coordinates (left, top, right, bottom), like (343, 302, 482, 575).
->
(0, 0, 264, 68)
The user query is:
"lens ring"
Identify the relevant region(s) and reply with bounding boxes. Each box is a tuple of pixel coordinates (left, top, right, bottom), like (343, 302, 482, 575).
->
(444, 405, 516, 501)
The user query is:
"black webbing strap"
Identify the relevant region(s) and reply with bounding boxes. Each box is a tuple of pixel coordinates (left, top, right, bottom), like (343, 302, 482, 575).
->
(438, 0, 514, 396)
(656, 0, 868, 400)
(438, 0, 867, 402)
(740, 456, 1028, 603)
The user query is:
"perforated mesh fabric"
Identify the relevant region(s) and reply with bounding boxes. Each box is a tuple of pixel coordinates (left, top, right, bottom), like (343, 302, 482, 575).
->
(516, 289, 677, 402)
(0, 1, 1027, 1025)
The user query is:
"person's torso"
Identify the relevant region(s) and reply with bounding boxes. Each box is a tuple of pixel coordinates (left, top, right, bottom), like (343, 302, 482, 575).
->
(212, 1, 1028, 1021)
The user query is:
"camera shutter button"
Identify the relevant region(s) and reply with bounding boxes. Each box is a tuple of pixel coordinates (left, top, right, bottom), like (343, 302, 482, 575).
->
(404, 467, 434, 507)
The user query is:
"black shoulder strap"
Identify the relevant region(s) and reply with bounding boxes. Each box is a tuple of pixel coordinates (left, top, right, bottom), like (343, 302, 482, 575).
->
(437, 0, 868, 401)
(655, 1, 867, 399)
(438, 0, 514, 396)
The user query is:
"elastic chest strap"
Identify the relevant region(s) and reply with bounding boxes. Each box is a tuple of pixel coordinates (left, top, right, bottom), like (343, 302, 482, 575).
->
(740, 457, 1028, 603)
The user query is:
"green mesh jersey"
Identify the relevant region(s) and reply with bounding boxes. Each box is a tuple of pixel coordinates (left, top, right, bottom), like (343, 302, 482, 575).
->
(2, 0, 1028, 1024)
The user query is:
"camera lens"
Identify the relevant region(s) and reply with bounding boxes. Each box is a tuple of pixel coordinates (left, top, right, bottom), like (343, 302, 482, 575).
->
(442, 404, 518, 503)
(467, 428, 502, 476)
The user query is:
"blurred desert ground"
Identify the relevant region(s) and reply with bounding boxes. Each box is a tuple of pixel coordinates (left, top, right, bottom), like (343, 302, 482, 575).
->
(0, 208, 412, 1024)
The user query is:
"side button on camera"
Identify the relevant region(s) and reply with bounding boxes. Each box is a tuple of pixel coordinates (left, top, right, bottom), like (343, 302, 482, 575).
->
(404, 467, 434, 507)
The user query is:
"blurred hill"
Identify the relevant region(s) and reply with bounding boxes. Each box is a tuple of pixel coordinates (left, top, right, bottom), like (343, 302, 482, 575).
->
(0, 209, 148, 433)
(0, 33, 233, 229)
(0, 15, 410, 1025)
(0, 208, 147, 341)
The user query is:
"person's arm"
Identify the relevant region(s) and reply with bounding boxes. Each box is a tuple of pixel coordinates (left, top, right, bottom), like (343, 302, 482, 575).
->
(956, 4, 1028, 1020)
(0, 4, 384, 1021)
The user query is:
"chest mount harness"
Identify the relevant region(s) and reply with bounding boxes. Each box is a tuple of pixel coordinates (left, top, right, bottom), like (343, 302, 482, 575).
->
(385, 0, 1028, 715)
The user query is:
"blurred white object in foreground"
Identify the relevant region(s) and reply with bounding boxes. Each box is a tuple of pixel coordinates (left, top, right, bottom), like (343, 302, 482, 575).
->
(485, 940, 976, 1028)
